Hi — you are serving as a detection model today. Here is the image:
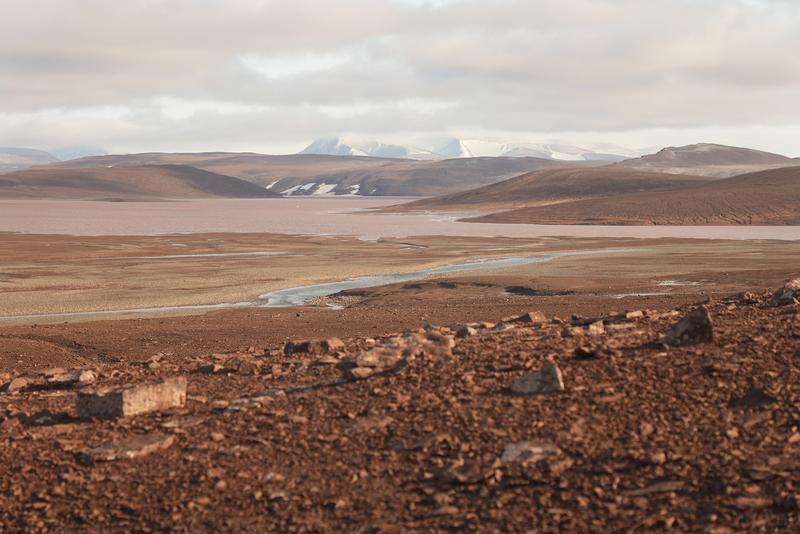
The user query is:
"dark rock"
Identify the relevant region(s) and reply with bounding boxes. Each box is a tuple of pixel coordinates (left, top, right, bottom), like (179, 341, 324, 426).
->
(768, 278, 800, 307)
(511, 364, 564, 395)
(664, 305, 714, 345)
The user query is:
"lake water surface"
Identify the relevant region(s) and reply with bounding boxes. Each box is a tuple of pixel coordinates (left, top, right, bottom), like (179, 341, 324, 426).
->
(1, 198, 798, 240)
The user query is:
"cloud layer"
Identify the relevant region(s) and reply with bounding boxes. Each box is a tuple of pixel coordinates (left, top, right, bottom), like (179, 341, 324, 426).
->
(2, 0, 799, 155)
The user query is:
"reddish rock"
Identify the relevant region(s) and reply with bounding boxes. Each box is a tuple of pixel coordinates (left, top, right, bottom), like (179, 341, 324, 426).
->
(77, 377, 187, 419)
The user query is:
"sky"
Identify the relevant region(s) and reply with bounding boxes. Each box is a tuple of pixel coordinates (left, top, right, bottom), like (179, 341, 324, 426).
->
(2, 0, 799, 156)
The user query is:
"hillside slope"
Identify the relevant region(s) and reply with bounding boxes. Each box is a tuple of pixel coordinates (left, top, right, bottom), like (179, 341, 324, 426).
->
(393, 167, 715, 211)
(0, 147, 59, 173)
(0, 165, 279, 200)
(51, 153, 581, 196)
(468, 166, 800, 225)
(615, 143, 800, 177)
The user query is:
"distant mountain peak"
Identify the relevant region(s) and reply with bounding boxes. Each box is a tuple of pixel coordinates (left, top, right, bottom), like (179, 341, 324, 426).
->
(299, 136, 647, 162)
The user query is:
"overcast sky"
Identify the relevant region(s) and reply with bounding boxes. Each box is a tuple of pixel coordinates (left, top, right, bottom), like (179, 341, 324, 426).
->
(2, 0, 799, 156)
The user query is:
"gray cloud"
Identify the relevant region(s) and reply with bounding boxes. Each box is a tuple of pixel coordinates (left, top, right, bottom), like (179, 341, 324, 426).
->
(2, 0, 799, 155)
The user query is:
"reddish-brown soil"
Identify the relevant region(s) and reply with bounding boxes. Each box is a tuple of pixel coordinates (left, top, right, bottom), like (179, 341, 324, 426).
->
(0, 165, 278, 200)
(467, 167, 800, 225)
(1, 287, 798, 532)
(390, 167, 714, 212)
(614, 143, 800, 178)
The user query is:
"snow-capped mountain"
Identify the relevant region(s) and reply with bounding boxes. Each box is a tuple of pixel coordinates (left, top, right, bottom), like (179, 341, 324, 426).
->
(299, 137, 440, 160)
(300, 137, 650, 162)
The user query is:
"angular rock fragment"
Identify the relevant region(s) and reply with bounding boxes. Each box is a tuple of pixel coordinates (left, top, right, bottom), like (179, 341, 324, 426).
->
(341, 330, 454, 379)
(492, 322, 515, 333)
(78, 432, 175, 464)
(285, 337, 347, 356)
(452, 324, 477, 338)
(501, 440, 561, 463)
(355, 347, 404, 369)
(625, 310, 645, 320)
(511, 364, 564, 395)
(768, 278, 800, 307)
(47, 369, 97, 387)
(221, 355, 262, 375)
(2, 377, 31, 393)
(664, 305, 714, 345)
(503, 311, 547, 326)
(587, 320, 605, 336)
(77, 377, 187, 419)
(322, 337, 345, 353)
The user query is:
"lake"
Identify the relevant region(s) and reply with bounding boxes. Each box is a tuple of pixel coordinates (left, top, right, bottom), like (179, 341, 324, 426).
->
(1, 198, 799, 240)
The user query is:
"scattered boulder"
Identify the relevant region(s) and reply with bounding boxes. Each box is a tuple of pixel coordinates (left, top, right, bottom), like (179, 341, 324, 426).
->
(219, 355, 262, 375)
(2, 377, 31, 393)
(503, 311, 547, 326)
(342, 330, 455, 379)
(77, 377, 187, 419)
(561, 326, 583, 338)
(664, 306, 714, 346)
(47, 369, 97, 387)
(284, 340, 323, 356)
(768, 279, 800, 307)
(492, 322, 515, 333)
(511, 364, 564, 395)
(587, 320, 605, 336)
(285, 338, 346, 356)
(452, 324, 477, 338)
(322, 337, 345, 353)
(501, 440, 562, 464)
(78, 432, 176, 464)
(625, 310, 645, 320)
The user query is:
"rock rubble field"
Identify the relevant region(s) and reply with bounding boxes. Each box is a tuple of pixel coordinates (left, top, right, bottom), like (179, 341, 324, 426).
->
(0, 280, 798, 531)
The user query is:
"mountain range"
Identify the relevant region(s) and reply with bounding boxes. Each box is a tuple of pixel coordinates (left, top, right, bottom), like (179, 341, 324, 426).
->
(299, 137, 650, 162)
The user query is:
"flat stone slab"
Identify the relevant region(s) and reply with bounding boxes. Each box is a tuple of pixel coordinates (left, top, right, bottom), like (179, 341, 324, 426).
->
(78, 432, 176, 464)
(76, 377, 187, 419)
(501, 440, 562, 463)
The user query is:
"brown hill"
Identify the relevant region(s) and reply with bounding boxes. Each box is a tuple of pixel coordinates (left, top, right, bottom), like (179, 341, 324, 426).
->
(615, 143, 800, 177)
(0, 165, 279, 200)
(392, 167, 715, 211)
(50, 153, 580, 196)
(468, 166, 800, 225)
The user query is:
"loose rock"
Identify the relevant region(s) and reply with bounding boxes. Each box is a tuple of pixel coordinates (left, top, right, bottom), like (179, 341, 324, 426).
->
(78, 432, 176, 464)
(501, 440, 561, 463)
(76, 377, 187, 419)
(511, 364, 564, 395)
(664, 305, 714, 345)
(768, 278, 800, 307)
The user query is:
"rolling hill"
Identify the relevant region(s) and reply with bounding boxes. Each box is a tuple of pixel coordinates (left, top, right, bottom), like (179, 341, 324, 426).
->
(0, 165, 279, 200)
(391, 167, 715, 211)
(466, 166, 800, 225)
(49, 153, 579, 196)
(614, 143, 800, 177)
(0, 147, 59, 173)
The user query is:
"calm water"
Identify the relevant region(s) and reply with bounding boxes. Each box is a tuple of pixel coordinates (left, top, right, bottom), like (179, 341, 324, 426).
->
(0, 198, 799, 240)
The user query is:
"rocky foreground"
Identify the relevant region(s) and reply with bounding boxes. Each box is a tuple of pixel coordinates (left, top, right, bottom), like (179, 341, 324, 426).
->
(1, 281, 799, 532)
